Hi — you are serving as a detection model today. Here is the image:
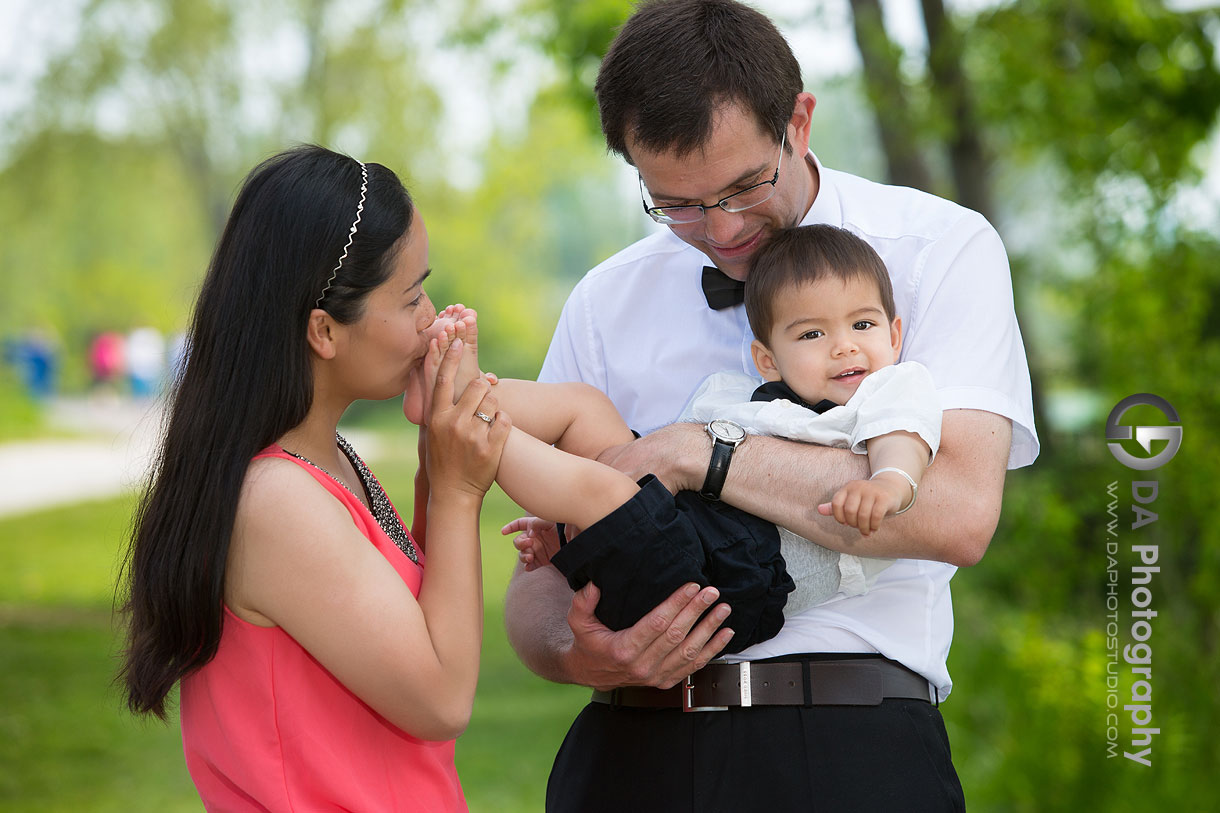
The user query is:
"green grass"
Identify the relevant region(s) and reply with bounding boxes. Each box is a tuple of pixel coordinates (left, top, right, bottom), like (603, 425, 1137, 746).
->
(6, 428, 1216, 810)
(0, 374, 43, 442)
(0, 430, 585, 812)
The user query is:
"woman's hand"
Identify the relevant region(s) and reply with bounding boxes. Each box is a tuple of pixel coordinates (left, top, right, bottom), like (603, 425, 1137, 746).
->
(403, 317, 451, 426)
(424, 338, 510, 500)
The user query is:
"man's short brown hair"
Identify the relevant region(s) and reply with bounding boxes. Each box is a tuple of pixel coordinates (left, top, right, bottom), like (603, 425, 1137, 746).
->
(746, 225, 896, 345)
(595, 0, 802, 162)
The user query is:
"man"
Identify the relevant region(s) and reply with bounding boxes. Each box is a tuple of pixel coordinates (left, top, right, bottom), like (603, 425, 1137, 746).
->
(504, 1, 1038, 810)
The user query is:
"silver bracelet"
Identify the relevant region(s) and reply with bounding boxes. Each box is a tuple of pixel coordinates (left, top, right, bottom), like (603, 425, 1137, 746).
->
(870, 467, 918, 514)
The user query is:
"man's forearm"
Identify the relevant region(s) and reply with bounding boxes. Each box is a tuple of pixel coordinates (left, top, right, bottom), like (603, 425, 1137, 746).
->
(714, 410, 1012, 566)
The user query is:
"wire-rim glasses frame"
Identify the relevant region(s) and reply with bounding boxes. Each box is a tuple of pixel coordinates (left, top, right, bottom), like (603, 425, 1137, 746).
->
(639, 132, 787, 225)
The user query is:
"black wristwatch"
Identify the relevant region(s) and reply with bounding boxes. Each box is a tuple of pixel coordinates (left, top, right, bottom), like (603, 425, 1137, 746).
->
(700, 419, 746, 500)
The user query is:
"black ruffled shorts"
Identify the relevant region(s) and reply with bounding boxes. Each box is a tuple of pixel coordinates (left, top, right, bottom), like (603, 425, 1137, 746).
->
(550, 474, 794, 653)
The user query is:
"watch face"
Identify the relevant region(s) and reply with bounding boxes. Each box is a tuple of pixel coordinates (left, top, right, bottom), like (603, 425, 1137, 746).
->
(708, 419, 746, 443)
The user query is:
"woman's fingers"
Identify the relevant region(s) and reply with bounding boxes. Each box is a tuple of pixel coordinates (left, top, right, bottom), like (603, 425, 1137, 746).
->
(429, 338, 464, 417)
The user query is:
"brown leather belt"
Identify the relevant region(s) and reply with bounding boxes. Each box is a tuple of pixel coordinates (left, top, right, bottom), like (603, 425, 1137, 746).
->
(591, 658, 932, 711)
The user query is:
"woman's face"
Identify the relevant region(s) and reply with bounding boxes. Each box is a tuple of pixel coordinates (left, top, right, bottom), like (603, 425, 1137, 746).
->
(333, 214, 437, 401)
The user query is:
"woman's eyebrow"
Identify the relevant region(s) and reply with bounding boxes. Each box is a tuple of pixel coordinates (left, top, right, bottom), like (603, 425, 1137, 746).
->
(404, 267, 432, 294)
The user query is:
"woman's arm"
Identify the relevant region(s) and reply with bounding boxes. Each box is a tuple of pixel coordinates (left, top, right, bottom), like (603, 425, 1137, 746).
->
(226, 341, 508, 741)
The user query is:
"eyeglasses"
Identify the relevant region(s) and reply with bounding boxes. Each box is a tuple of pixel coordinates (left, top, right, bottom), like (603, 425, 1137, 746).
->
(639, 133, 787, 225)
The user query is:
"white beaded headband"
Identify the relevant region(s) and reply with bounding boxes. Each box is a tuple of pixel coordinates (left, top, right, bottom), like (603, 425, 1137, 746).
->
(316, 160, 369, 308)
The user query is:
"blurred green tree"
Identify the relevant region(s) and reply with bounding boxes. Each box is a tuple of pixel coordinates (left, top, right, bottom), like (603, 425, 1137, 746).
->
(454, 0, 1220, 806)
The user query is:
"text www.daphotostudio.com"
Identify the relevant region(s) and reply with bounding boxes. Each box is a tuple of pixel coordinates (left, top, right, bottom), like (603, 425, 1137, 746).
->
(1102, 394, 1182, 766)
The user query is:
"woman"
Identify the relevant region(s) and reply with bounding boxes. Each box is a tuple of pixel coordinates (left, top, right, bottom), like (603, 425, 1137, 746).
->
(118, 145, 508, 810)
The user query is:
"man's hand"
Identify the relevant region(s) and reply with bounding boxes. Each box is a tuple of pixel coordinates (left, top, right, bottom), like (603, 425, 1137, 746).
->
(596, 422, 708, 494)
(564, 582, 734, 692)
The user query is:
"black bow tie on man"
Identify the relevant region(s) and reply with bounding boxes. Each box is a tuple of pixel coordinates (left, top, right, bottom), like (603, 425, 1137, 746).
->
(701, 266, 745, 310)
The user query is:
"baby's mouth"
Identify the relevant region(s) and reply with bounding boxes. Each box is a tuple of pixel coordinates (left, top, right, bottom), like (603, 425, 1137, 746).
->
(833, 367, 866, 381)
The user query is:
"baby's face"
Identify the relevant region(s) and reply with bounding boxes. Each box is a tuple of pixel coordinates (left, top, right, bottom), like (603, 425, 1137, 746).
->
(752, 275, 902, 406)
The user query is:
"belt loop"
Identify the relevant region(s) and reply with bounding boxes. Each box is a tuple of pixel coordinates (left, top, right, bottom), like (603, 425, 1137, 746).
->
(800, 659, 812, 707)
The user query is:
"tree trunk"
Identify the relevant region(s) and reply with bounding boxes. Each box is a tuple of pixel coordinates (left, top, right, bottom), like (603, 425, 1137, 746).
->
(847, 0, 935, 193)
(920, 0, 994, 222)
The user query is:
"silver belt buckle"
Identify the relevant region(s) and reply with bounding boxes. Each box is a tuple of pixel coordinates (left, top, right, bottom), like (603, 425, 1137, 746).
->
(682, 662, 753, 712)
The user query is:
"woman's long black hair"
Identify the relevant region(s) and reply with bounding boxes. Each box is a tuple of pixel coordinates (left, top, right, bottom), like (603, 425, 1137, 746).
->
(119, 146, 413, 717)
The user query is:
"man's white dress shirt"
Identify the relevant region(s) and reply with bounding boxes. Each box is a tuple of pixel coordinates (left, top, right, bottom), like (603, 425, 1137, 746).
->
(539, 151, 1038, 698)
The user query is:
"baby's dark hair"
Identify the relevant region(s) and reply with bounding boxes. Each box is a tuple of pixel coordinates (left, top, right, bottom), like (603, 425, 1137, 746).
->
(746, 225, 896, 345)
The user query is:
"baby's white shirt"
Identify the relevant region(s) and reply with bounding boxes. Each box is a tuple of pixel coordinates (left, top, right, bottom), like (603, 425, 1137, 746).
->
(680, 361, 942, 610)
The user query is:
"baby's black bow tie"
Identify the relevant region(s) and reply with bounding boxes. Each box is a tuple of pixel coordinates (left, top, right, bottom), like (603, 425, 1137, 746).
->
(701, 266, 745, 310)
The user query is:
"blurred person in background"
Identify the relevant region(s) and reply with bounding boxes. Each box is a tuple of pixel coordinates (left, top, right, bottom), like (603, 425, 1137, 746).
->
(125, 326, 165, 399)
(88, 330, 125, 398)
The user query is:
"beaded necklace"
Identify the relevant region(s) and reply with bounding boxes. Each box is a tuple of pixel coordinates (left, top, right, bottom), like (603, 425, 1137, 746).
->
(281, 433, 419, 564)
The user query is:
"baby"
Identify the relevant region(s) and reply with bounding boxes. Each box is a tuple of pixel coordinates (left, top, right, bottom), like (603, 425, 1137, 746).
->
(425, 225, 939, 647)
(680, 224, 940, 612)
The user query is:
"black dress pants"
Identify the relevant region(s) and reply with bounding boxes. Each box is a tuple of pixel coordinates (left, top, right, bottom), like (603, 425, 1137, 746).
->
(545, 696, 966, 812)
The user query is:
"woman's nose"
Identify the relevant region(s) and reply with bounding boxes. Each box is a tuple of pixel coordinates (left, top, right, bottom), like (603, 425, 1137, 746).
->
(418, 293, 436, 328)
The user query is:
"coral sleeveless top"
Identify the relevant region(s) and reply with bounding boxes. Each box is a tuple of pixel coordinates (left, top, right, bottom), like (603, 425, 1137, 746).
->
(180, 442, 467, 812)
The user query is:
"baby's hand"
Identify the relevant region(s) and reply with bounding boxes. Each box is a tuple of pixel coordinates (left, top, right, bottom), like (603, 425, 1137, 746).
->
(817, 474, 910, 536)
(502, 516, 563, 571)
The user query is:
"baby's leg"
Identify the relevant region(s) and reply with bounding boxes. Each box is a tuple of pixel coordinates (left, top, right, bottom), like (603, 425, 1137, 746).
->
(497, 428, 639, 533)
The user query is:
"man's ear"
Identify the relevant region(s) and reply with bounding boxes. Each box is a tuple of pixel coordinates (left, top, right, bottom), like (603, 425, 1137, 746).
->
(889, 316, 903, 362)
(789, 92, 817, 150)
(751, 339, 782, 381)
(305, 308, 339, 360)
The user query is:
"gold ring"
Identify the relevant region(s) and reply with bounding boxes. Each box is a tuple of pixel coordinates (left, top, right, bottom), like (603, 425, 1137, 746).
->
(474, 411, 493, 424)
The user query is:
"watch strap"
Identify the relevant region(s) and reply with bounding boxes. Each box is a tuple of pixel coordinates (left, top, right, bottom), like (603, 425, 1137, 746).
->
(700, 439, 734, 500)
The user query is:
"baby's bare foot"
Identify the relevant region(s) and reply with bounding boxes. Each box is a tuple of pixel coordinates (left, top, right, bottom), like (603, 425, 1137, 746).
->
(448, 309, 486, 405)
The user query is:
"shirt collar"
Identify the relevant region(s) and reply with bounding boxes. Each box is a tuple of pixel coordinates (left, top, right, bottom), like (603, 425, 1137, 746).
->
(799, 150, 842, 229)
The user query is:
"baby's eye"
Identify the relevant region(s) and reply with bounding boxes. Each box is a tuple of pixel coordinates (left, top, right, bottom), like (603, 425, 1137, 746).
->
(799, 329, 823, 340)
(853, 320, 874, 331)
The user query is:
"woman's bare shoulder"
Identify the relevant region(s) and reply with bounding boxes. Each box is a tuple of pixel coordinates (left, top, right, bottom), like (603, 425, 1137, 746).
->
(234, 456, 356, 555)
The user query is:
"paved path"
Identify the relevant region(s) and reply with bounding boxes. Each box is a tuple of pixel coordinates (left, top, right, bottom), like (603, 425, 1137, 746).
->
(0, 398, 383, 519)
(0, 398, 162, 519)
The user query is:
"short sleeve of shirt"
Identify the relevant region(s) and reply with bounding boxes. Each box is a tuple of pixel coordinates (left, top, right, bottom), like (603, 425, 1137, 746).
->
(897, 212, 1037, 468)
(540, 283, 604, 389)
(847, 362, 942, 460)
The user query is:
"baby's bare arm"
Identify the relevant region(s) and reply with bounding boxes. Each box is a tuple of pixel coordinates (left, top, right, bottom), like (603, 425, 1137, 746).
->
(490, 380, 635, 460)
(866, 430, 932, 491)
(820, 430, 933, 535)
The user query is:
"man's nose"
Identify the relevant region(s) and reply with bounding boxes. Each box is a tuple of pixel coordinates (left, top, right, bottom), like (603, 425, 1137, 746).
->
(701, 206, 746, 246)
